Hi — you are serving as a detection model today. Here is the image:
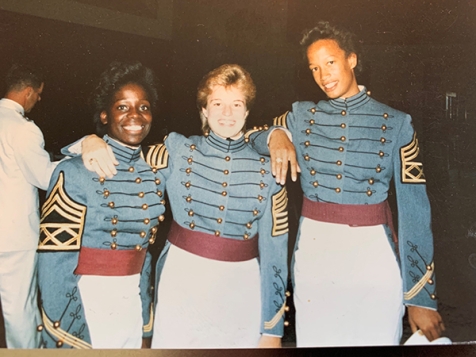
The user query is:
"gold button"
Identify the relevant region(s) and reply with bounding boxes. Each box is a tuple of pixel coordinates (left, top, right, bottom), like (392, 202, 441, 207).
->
(99, 177, 105, 184)
(135, 245, 142, 251)
(340, 136, 346, 142)
(366, 90, 371, 96)
(225, 156, 231, 161)
(309, 119, 315, 124)
(143, 218, 150, 224)
(253, 209, 259, 216)
(368, 178, 374, 185)
(367, 190, 372, 196)
(151, 227, 158, 233)
(222, 191, 227, 196)
(340, 123, 346, 128)
(138, 192, 145, 198)
(159, 215, 165, 221)
(157, 191, 163, 197)
(285, 291, 291, 297)
(155, 178, 161, 185)
(428, 279, 434, 285)
(148, 238, 155, 244)
(246, 222, 252, 229)
(244, 137, 249, 143)
(219, 205, 225, 211)
(260, 169, 266, 175)
(379, 151, 384, 157)
(305, 129, 311, 135)
(336, 160, 342, 166)
(187, 157, 193, 164)
(37, 324, 43, 332)
(310, 169, 316, 176)
(186, 196, 192, 203)
(135, 178, 142, 184)
(381, 125, 387, 131)
(259, 182, 265, 188)
(190, 222, 195, 229)
(53, 321, 60, 329)
(376, 166, 382, 173)
(111, 242, 117, 250)
(186, 168, 192, 174)
(338, 146, 344, 152)
(112, 217, 118, 225)
(244, 234, 250, 240)
(284, 321, 290, 327)
(310, 108, 316, 114)
(142, 204, 148, 210)
(185, 181, 191, 188)
(217, 218, 223, 224)
(335, 188, 341, 193)
(304, 154, 310, 161)
(152, 168, 158, 173)
(284, 306, 290, 312)
(222, 182, 228, 187)
(341, 110, 346, 116)
(312, 181, 318, 187)
(56, 341, 64, 348)
(336, 174, 342, 179)
(215, 231, 220, 236)
(160, 199, 166, 205)
(188, 210, 194, 216)
(430, 294, 437, 300)
(304, 141, 310, 147)
(190, 144, 196, 150)
(258, 195, 264, 202)
(380, 137, 386, 143)
(140, 231, 146, 238)
(110, 229, 117, 237)
(108, 202, 115, 208)
(224, 169, 229, 175)
(128, 167, 134, 173)
(383, 113, 389, 119)
(103, 190, 110, 198)
(426, 265, 432, 271)
(260, 157, 265, 163)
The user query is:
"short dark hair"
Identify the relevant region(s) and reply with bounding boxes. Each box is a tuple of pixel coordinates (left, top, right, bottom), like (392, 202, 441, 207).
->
(91, 61, 158, 136)
(5, 63, 44, 93)
(300, 21, 362, 73)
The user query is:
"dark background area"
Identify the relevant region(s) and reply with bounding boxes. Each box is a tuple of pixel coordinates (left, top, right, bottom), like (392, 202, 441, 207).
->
(0, 0, 475, 349)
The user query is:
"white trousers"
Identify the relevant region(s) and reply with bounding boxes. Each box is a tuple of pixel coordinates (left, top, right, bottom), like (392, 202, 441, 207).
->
(78, 274, 142, 349)
(0, 249, 40, 348)
(294, 218, 404, 347)
(152, 245, 261, 348)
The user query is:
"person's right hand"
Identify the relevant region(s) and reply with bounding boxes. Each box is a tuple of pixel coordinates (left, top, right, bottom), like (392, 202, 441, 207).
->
(268, 129, 300, 185)
(82, 134, 118, 178)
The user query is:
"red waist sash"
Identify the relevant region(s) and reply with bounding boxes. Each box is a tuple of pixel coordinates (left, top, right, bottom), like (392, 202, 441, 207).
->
(167, 221, 259, 262)
(75, 246, 147, 276)
(301, 196, 398, 245)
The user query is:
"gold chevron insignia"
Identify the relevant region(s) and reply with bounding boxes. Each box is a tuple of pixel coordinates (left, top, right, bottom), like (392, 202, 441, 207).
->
(400, 132, 426, 183)
(146, 143, 169, 170)
(404, 262, 434, 300)
(264, 302, 286, 330)
(271, 187, 289, 237)
(39, 172, 86, 251)
(273, 111, 289, 129)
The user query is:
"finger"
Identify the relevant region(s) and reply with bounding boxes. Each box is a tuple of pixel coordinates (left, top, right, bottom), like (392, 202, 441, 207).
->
(89, 159, 107, 178)
(289, 155, 298, 182)
(279, 159, 288, 185)
(107, 145, 119, 167)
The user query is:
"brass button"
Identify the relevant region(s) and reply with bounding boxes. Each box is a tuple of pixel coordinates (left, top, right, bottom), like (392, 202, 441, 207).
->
(246, 222, 252, 229)
(185, 181, 191, 188)
(159, 215, 165, 221)
(312, 181, 318, 187)
(160, 199, 166, 205)
(260, 157, 265, 163)
(340, 136, 346, 141)
(157, 190, 163, 197)
(380, 137, 386, 143)
(140, 231, 146, 238)
(224, 169, 229, 175)
(186, 196, 192, 203)
(108, 202, 115, 208)
(341, 110, 346, 116)
(379, 151, 384, 157)
(155, 178, 161, 185)
(222, 191, 227, 197)
(284, 321, 290, 327)
(142, 204, 148, 210)
(253, 209, 259, 216)
(305, 129, 311, 135)
(430, 294, 437, 300)
(366, 90, 371, 96)
(138, 192, 145, 198)
(368, 178, 375, 185)
(128, 167, 134, 173)
(215, 231, 220, 236)
(135, 245, 142, 251)
(310, 169, 316, 176)
(56, 341, 64, 348)
(188, 210, 194, 216)
(187, 157, 193, 164)
(143, 218, 150, 224)
(135, 177, 142, 184)
(338, 146, 344, 152)
(428, 279, 434, 285)
(99, 177, 106, 184)
(112, 217, 118, 225)
(304, 141, 310, 147)
(381, 125, 387, 131)
(111, 242, 117, 250)
(152, 168, 157, 173)
(383, 113, 389, 119)
(37, 324, 43, 332)
(219, 205, 225, 211)
(148, 238, 155, 244)
(103, 190, 110, 198)
(189, 222, 195, 229)
(259, 182, 265, 189)
(310, 108, 316, 114)
(336, 160, 342, 166)
(335, 188, 341, 193)
(340, 123, 346, 129)
(244, 234, 250, 240)
(217, 218, 223, 224)
(260, 169, 266, 175)
(151, 227, 158, 233)
(426, 265, 433, 271)
(285, 306, 290, 312)
(222, 182, 228, 187)
(285, 291, 291, 297)
(53, 321, 60, 329)
(110, 229, 117, 237)
(376, 166, 382, 173)
(190, 144, 196, 150)
(225, 156, 231, 161)
(304, 154, 310, 161)
(309, 119, 315, 124)
(244, 137, 249, 143)
(185, 168, 192, 174)
(367, 190, 372, 196)
(258, 195, 264, 202)
(336, 174, 342, 179)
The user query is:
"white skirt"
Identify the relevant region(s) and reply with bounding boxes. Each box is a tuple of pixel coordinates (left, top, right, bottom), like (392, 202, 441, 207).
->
(151, 244, 261, 348)
(294, 218, 404, 347)
(78, 274, 143, 349)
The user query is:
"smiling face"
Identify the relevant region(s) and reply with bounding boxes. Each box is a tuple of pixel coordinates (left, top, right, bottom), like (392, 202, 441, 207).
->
(201, 84, 249, 139)
(307, 39, 359, 99)
(100, 83, 152, 146)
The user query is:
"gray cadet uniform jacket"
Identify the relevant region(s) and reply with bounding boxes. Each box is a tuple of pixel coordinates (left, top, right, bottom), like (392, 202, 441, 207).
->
(248, 87, 438, 310)
(37, 135, 166, 348)
(146, 131, 289, 337)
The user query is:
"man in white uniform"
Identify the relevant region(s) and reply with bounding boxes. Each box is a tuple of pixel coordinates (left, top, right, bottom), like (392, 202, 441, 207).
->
(0, 63, 57, 348)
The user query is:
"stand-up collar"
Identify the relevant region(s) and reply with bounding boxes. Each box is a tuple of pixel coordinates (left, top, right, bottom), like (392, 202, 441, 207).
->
(0, 98, 29, 120)
(328, 86, 370, 110)
(104, 135, 142, 164)
(205, 130, 247, 153)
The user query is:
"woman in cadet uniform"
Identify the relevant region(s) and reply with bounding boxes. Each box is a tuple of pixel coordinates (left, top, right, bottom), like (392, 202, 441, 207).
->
(78, 64, 290, 348)
(37, 61, 166, 349)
